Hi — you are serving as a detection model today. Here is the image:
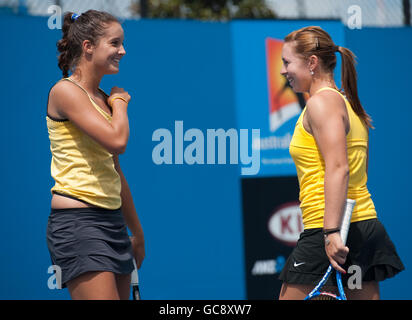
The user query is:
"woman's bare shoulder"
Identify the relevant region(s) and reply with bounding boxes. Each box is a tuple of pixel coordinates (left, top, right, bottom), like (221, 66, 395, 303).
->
(49, 79, 92, 116)
(306, 89, 346, 122)
(49, 79, 81, 101)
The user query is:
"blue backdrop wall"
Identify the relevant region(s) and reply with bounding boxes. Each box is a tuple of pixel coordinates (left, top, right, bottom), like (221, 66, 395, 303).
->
(0, 15, 410, 299)
(346, 28, 412, 299)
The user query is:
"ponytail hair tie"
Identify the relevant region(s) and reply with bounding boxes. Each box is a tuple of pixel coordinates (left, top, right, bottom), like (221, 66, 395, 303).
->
(71, 13, 80, 21)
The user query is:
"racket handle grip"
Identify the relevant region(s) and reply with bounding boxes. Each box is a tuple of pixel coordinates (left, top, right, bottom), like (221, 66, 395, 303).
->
(131, 259, 139, 285)
(131, 259, 141, 300)
(340, 199, 356, 245)
(132, 285, 141, 300)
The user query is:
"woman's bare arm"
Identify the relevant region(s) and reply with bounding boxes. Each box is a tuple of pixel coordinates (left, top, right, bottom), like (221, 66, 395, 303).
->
(50, 80, 130, 154)
(113, 155, 145, 268)
(305, 91, 350, 273)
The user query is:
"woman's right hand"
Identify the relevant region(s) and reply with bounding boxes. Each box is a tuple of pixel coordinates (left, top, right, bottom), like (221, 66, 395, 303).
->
(108, 86, 131, 107)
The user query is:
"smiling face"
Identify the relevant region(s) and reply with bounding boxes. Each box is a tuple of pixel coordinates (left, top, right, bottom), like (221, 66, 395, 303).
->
(90, 22, 126, 75)
(280, 42, 312, 93)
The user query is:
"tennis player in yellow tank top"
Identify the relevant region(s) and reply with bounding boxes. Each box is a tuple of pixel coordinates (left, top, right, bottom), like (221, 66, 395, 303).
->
(46, 10, 145, 300)
(277, 27, 404, 300)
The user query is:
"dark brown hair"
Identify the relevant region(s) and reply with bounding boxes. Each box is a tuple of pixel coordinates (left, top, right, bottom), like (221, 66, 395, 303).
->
(57, 10, 119, 78)
(284, 26, 373, 128)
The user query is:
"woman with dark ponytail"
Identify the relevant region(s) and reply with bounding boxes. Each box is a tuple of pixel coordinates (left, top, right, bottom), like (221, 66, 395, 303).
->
(278, 26, 403, 299)
(46, 10, 145, 299)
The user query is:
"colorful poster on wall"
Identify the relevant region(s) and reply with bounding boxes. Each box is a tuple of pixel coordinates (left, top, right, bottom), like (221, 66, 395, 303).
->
(266, 38, 307, 133)
(259, 38, 308, 175)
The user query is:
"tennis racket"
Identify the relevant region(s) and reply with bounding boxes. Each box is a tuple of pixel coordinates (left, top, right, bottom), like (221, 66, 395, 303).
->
(304, 199, 356, 300)
(131, 259, 141, 300)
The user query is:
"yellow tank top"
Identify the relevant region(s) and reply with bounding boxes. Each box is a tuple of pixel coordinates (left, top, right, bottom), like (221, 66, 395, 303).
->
(289, 87, 377, 229)
(46, 78, 122, 210)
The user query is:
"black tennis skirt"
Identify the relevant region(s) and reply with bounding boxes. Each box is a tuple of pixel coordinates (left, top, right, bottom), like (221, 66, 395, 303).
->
(279, 218, 404, 287)
(46, 207, 135, 288)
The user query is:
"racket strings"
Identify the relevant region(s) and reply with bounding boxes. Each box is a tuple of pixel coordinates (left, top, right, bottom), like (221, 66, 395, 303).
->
(311, 292, 339, 300)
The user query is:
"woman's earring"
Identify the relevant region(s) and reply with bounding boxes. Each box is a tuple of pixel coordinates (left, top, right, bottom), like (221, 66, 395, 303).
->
(310, 69, 314, 76)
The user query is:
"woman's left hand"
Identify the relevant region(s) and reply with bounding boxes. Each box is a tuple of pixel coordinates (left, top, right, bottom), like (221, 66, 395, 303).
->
(130, 235, 145, 269)
(324, 232, 349, 274)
